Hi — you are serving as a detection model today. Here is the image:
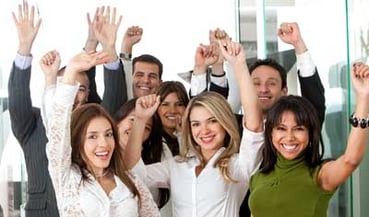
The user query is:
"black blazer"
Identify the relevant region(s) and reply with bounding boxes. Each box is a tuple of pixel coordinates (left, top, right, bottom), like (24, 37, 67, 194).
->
(8, 61, 127, 217)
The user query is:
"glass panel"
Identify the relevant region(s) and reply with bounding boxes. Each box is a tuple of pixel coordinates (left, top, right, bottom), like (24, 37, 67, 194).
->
(239, 0, 355, 216)
(347, 0, 369, 216)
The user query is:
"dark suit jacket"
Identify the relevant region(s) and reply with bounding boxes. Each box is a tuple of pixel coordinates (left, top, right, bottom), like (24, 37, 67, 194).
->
(8, 61, 127, 217)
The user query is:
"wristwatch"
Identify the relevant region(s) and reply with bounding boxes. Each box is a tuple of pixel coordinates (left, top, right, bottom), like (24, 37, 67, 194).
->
(119, 53, 132, 59)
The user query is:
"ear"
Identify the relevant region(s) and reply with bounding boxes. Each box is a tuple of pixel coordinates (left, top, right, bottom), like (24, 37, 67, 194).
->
(281, 87, 288, 96)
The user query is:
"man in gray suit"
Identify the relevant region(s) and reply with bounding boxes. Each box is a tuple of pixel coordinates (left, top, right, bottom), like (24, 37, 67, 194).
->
(8, 3, 126, 216)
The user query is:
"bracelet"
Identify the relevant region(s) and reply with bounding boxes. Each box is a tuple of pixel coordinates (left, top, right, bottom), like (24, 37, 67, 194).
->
(349, 112, 369, 128)
(119, 53, 132, 59)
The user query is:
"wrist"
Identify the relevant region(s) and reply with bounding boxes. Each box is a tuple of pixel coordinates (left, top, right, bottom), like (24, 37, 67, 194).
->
(193, 65, 207, 75)
(18, 46, 32, 56)
(119, 52, 132, 60)
(349, 112, 369, 129)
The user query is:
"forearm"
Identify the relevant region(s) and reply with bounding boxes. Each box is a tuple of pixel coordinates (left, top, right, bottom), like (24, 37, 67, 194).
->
(125, 119, 146, 169)
(234, 63, 263, 132)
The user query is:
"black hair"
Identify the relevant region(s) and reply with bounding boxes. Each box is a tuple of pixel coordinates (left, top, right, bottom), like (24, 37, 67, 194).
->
(260, 95, 324, 173)
(249, 58, 287, 89)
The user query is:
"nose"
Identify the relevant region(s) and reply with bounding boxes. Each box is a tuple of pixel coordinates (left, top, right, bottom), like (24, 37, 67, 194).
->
(98, 136, 109, 147)
(168, 104, 177, 113)
(259, 83, 269, 93)
(200, 123, 210, 134)
(285, 130, 296, 141)
(142, 75, 150, 83)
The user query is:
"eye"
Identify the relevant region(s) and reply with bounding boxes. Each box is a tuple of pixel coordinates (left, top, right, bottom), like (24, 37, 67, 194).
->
(106, 131, 114, 137)
(87, 134, 97, 139)
(176, 102, 184, 107)
(253, 81, 260, 86)
(191, 122, 200, 127)
(161, 102, 169, 107)
(295, 126, 306, 131)
(275, 126, 286, 131)
(149, 73, 158, 79)
(209, 118, 218, 124)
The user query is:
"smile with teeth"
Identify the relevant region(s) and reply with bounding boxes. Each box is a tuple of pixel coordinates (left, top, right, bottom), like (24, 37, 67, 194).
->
(258, 96, 272, 100)
(138, 86, 150, 90)
(281, 144, 298, 151)
(95, 151, 109, 158)
(200, 135, 215, 143)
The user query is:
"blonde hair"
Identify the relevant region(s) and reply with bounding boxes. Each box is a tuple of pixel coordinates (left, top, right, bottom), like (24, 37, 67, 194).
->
(181, 92, 240, 183)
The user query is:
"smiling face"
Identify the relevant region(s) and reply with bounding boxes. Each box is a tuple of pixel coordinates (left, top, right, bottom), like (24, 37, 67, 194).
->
(189, 106, 226, 161)
(83, 116, 115, 176)
(251, 65, 287, 114)
(157, 92, 186, 135)
(271, 111, 309, 160)
(117, 109, 153, 149)
(132, 62, 161, 97)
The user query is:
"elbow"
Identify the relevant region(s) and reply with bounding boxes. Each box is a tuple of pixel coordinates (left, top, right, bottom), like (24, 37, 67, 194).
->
(343, 155, 362, 169)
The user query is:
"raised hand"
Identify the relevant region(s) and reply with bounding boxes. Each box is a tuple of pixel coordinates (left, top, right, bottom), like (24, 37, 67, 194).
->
(84, 8, 99, 53)
(135, 94, 160, 122)
(93, 6, 122, 61)
(352, 62, 369, 98)
(277, 22, 307, 54)
(121, 26, 143, 56)
(209, 28, 229, 75)
(217, 38, 246, 67)
(12, 1, 42, 56)
(39, 50, 61, 86)
(63, 51, 111, 85)
(193, 43, 219, 75)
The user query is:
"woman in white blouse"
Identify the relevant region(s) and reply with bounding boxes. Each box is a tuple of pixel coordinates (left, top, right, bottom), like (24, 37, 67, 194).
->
(43, 51, 159, 217)
(124, 39, 264, 217)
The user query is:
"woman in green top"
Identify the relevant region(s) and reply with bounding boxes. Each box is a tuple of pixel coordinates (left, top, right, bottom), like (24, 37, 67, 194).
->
(248, 62, 369, 217)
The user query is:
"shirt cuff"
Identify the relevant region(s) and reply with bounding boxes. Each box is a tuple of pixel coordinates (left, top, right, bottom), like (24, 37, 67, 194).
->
(104, 58, 120, 70)
(296, 51, 315, 77)
(211, 74, 227, 88)
(190, 73, 207, 96)
(15, 53, 33, 70)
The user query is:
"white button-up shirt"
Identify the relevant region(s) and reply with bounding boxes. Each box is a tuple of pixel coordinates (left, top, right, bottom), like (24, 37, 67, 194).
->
(133, 128, 264, 217)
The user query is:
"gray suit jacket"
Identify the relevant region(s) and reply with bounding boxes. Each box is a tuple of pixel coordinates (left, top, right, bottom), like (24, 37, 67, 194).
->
(8, 61, 127, 217)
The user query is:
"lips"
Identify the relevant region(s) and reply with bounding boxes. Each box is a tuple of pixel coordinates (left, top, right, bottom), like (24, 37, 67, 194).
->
(281, 144, 298, 152)
(95, 151, 110, 160)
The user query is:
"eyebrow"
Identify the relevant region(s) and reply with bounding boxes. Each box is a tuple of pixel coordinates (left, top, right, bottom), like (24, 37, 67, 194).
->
(190, 116, 215, 123)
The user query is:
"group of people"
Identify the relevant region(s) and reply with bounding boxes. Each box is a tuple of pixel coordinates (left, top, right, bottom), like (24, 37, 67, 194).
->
(7, 1, 369, 217)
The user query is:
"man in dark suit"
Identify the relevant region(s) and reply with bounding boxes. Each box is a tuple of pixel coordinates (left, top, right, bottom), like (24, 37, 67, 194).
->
(8, 3, 126, 216)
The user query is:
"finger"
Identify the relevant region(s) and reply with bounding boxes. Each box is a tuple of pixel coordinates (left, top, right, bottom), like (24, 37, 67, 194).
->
(105, 6, 111, 23)
(111, 7, 116, 24)
(30, 6, 35, 26)
(12, 12, 19, 25)
(18, 4, 23, 20)
(117, 15, 122, 27)
(87, 13, 92, 25)
(24, 1, 29, 20)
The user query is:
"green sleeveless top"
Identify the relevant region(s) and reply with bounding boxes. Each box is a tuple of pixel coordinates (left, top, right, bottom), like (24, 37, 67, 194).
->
(249, 153, 335, 217)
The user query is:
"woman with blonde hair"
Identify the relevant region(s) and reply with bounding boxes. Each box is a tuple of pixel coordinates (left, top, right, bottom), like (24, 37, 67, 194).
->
(123, 38, 264, 217)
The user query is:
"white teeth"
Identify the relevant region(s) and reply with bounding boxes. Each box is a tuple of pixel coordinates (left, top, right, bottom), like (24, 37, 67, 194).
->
(282, 144, 297, 150)
(139, 86, 150, 90)
(201, 135, 214, 143)
(166, 116, 177, 120)
(95, 151, 108, 156)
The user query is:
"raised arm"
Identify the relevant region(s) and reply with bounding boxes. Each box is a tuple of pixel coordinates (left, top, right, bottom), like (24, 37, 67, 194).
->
(189, 43, 220, 97)
(120, 26, 143, 99)
(318, 62, 369, 191)
(84, 8, 102, 104)
(219, 39, 263, 132)
(278, 22, 325, 125)
(124, 94, 160, 169)
(8, 1, 42, 144)
(45, 51, 111, 191)
(92, 6, 127, 115)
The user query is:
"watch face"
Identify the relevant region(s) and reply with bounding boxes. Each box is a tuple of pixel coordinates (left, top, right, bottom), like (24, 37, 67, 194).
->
(120, 53, 132, 59)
